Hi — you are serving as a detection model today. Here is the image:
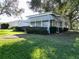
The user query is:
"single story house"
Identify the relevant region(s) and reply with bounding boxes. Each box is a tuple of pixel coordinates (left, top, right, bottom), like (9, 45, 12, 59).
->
(9, 20, 29, 28)
(25, 12, 69, 34)
(0, 19, 29, 29)
(1, 12, 69, 34)
(8, 20, 29, 31)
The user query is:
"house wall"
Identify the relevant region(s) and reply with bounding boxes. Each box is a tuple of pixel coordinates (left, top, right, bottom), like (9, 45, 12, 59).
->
(50, 17, 69, 33)
(9, 20, 29, 28)
(28, 14, 54, 28)
(26, 13, 69, 34)
(30, 20, 50, 27)
(9, 21, 19, 28)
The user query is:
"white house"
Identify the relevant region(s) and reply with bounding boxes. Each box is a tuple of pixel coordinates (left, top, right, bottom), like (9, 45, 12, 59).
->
(0, 19, 29, 29)
(9, 20, 29, 28)
(25, 12, 69, 34)
(0, 12, 69, 34)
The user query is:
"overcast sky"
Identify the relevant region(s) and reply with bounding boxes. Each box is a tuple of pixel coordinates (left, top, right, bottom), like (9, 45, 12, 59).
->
(0, 0, 38, 22)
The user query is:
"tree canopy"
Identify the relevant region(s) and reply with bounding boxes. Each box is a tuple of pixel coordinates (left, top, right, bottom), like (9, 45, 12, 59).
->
(0, 0, 24, 16)
(29, 0, 41, 12)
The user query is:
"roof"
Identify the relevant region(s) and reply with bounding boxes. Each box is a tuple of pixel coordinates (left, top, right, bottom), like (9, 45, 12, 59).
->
(26, 12, 60, 18)
(26, 12, 62, 22)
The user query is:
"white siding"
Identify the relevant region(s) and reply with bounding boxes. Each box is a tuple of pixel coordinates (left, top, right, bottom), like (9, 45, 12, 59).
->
(9, 20, 29, 28)
(42, 21, 49, 27)
(28, 14, 54, 28)
(30, 21, 50, 27)
(29, 14, 54, 22)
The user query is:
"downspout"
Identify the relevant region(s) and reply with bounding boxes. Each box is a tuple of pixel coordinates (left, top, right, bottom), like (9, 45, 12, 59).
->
(41, 20, 42, 27)
(35, 20, 36, 27)
(47, 20, 50, 34)
(57, 22, 59, 33)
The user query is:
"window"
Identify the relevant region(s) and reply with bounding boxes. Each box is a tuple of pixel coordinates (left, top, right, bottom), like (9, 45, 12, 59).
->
(59, 21, 62, 27)
(36, 21, 41, 27)
(30, 22, 35, 27)
(42, 20, 49, 27)
(65, 22, 68, 28)
(52, 20, 57, 27)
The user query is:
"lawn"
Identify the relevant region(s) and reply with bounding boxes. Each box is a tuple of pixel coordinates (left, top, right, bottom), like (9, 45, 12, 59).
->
(0, 29, 79, 59)
(0, 29, 24, 36)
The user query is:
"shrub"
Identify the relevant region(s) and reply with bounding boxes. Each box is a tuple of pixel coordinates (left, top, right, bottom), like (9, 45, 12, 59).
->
(63, 28, 68, 31)
(26, 27, 49, 34)
(50, 27, 57, 33)
(1, 23, 9, 29)
(13, 27, 25, 32)
(59, 28, 63, 33)
(25, 27, 68, 34)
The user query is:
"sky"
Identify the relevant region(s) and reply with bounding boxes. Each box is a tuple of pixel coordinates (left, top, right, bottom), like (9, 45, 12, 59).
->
(18, 0, 38, 17)
(0, 0, 38, 23)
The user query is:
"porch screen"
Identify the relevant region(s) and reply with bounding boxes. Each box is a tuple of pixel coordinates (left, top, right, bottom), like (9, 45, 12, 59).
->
(31, 22, 35, 27)
(36, 21, 41, 27)
(52, 20, 57, 27)
(42, 20, 49, 27)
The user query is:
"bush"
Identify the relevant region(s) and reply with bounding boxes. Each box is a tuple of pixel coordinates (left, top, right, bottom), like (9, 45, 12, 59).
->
(26, 27, 49, 34)
(59, 28, 63, 33)
(13, 27, 25, 32)
(25, 27, 68, 34)
(50, 27, 68, 33)
(50, 27, 57, 33)
(1, 23, 9, 29)
(63, 28, 68, 31)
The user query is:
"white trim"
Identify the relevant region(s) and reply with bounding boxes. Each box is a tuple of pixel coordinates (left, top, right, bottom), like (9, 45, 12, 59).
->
(41, 20, 42, 27)
(35, 21, 36, 27)
(47, 20, 50, 34)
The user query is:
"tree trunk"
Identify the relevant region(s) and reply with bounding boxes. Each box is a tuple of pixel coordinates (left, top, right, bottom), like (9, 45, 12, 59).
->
(70, 20, 73, 30)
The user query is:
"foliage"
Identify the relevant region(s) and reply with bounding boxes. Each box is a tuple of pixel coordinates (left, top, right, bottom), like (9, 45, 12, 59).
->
(30, 0, 41, 12)
(26, 27, 48, 34)
(0, 0, 24, 16)
(14, 27, 25, 32)
(26, 27, 68, 34)
(1, 23, 9, 29)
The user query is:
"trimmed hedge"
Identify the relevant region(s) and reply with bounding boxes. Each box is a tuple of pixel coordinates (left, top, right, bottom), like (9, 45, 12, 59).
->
(58, 28, 63, 33)
(1, 23, 9, 29)
(50, 27, 68, 33)
(25, 27, 68, 34)
(13, 27, 25, 32)
(13, 26, 68, 34)
(26, 27, 49, 34)
(50, 27, 57, 33)
(63, 28, 68, 31)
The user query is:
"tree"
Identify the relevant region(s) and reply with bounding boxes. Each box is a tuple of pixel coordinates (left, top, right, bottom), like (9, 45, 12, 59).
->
(59, 0, 79, 29)
(30, 0, 41, 12)
(0, 0, 23, 16)
(30, 0, 79, 29)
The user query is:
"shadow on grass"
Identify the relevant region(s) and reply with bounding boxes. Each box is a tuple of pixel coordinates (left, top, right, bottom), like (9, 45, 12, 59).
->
(0, 31, 79, 59)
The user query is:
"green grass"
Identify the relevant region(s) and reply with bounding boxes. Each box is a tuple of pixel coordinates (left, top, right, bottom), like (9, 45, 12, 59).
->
(0, 29, 79, 59)
(0, 29, 24, 36)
